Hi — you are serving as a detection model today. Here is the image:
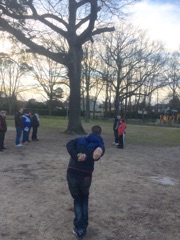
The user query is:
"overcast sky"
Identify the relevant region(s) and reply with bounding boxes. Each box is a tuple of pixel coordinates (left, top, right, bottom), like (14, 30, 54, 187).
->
(130, 0, 180, 51)
(1, 0, 179, 52)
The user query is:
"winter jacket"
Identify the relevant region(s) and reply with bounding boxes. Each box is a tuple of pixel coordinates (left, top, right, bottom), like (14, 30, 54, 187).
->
(22, 115, 31, 129)
(0, 115, 7, 132)
(15, 111, 23, 128)
(31, 114, 39, 127)
(113, 117, 120, 131)
(66, 134, 105, 177)
(118, 121, 126, 136)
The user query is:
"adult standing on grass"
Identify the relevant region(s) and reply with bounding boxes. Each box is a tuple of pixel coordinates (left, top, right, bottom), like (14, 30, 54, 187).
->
(0, 110, 7, 152)
(15, 108, 23, 147)
(113, 115, 121, 145)
(66, 125, 105, 239)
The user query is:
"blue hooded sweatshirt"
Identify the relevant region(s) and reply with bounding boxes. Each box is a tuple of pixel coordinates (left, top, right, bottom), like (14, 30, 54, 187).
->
(66, 134, 105, 177)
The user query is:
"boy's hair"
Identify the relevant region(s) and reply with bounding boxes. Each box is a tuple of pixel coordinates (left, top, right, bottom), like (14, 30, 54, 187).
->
(24, 110, 30, 114)
(91, 125, 102, 135)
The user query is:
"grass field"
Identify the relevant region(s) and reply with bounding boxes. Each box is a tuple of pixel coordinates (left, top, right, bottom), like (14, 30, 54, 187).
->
(7, 116, 180, 147)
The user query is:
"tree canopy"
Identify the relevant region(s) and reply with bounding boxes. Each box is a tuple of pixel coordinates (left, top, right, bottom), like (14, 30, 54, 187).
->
(0, 0, 140, 133)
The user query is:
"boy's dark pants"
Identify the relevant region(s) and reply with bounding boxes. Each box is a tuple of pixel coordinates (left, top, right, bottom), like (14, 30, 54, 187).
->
(67, 173, 92, 232)
(114, 130, 118, 143)
(0, 132, 3, 150)
(118, 134, 124, 148)
(32, 126, 38, 140)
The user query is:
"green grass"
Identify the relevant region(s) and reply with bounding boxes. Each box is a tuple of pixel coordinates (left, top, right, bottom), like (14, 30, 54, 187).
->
(125, 124, 180, 147)
(6, 116, 180, 147)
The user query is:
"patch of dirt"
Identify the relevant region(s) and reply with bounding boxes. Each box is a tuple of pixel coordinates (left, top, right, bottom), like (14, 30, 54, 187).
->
(0, 127, 180, 240)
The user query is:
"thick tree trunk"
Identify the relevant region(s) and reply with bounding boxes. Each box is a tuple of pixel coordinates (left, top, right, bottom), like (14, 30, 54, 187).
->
(115, 89, 120, 115)
(65, 46, 85, 134)
(85, 91, 90, 123)
(48, 96, 53, 116)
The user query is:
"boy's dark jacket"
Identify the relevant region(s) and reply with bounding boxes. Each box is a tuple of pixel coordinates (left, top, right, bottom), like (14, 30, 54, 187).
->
(15, 111, 23, 127)
(0, 115, 7, 132)
(113, 117, 120, 131)
(66, 134, 105, 177)
(31, 114, 40, 127)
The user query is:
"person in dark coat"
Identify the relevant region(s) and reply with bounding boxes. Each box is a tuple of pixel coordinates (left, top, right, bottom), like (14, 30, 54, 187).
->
(14, 108, 23, 147)
(0, 110, 7, 151)
(31, 112, 40, 141)
(66, 125, 105, 239)
(113, 115, 121, 145)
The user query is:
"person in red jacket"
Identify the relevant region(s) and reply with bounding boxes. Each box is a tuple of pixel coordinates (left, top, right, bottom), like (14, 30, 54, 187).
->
(117, 119, 126, 149)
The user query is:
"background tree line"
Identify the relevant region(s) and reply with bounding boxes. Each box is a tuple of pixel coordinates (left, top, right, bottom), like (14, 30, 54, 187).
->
(0, 1, 179, 131)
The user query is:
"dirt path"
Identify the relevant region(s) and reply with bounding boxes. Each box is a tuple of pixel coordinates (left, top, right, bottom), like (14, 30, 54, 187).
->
(0, 128, 179, 240)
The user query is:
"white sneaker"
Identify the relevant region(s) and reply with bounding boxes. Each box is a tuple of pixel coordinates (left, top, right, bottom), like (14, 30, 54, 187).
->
(15, 144, 23, 147)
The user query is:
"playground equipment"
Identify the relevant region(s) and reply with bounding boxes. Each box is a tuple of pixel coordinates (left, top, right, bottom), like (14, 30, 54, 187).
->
(160, 113, 180, 125)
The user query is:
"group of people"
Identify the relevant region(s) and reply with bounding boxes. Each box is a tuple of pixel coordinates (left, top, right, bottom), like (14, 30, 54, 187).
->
(1, 119, 105, 239)
(15, 108, 40, 147)
(113, 115, 126, 149)
(0, 107, 40, 151)
(66, 117, 127, 239)
(1, 109, 121, 239)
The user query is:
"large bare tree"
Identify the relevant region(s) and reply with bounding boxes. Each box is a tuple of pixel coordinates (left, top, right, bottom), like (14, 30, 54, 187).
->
(0, 52, 32, 114)
(0, 0, 139, 133)
(166, 52, 180, 100)
(81, 43, 105, 121)
(100, 23, 167, 115)
(30, 55, 67, 115)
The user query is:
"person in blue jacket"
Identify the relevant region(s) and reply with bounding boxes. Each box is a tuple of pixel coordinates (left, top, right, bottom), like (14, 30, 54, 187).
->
(22, 110, 31, 144)
(66, 125, 105, 239)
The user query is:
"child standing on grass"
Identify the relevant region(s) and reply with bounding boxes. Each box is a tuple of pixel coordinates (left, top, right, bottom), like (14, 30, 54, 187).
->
(117, 119, 126, 149)
(22, 111, 31, 144)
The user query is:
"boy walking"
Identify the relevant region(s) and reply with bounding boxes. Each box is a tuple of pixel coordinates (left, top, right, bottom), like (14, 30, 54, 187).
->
(66, 125, 105, 239)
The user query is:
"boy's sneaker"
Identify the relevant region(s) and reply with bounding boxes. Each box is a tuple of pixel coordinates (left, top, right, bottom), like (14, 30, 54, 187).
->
(15, 144, 23, 147)
(73, 228, 78, 236)
(81, 229, 87, 237)
(73, 229, 85, 239)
